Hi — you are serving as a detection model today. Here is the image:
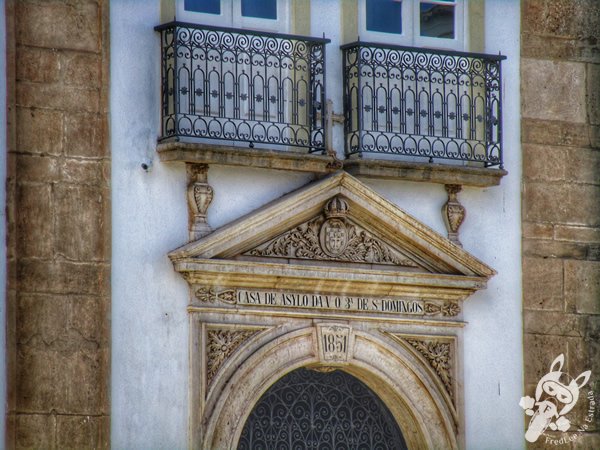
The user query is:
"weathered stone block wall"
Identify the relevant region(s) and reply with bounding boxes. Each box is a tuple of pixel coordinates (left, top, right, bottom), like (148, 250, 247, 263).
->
(521, 1, 600, 448)
(5, 0, 110, 448)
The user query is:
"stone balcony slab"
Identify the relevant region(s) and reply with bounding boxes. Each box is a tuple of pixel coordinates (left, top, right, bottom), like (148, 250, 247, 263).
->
(158, 142, 508, 187)
(342, 159, 507, 187)
(157, 142, 338, 174)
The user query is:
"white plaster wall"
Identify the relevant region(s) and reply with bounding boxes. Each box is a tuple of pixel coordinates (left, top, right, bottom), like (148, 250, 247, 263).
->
(111, 2, 189, 448)
(111, 2, 314, 447)
(313, 1, 524, 447)
(0, 0, 7, 446)
(111, 0, 522, 447)
(461, 1, 524, 447)
(311, 0, 346, 158)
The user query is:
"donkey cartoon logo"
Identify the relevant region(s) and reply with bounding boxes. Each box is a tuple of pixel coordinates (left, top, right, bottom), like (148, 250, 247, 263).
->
(519, 354, 591, 443)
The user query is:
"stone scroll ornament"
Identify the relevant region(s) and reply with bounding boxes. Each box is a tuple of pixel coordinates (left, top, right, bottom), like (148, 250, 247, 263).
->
(246, 196, 418, 267)
(424, 301, 460, 317)
(195, 287, 237, 304)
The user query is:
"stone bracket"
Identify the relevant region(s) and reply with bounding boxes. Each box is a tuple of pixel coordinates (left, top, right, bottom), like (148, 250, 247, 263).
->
(187, 163, 213, 242)
(442, 184, 466, 247)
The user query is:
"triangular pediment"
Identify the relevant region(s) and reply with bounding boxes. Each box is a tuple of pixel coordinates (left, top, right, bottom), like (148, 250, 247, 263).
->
(242, 208, 427, 271)
(170, 172, 494, 281)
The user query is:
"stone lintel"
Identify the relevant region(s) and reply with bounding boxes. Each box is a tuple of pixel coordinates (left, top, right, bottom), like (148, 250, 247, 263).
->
(173, 258, 487, 301)
(157, 142, 336, 173)
(344, 159, 507, 187)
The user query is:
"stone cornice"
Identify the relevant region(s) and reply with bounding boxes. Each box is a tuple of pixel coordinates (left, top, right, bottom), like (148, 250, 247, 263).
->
(173, 258, 487, 302)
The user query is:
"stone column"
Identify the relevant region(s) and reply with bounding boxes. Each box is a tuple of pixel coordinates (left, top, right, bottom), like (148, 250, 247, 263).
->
(521, 1, 600, 447)
(6, 0, 111, 447)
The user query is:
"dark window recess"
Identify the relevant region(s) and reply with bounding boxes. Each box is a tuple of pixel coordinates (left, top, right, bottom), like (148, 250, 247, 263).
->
(242, 0, 277, 19)
(238, 367, 408, 450)
(420, 3, 455, 38)
(366, 0, 403, 35)
(184, 0, 221, 15)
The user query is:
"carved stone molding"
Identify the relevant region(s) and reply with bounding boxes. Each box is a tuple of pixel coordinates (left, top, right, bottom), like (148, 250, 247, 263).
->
(199, 327, 460, 450)
(442, 184, 465, 247)
(308, 366, 338, 373)
(405, 338, 455, 403)
(246, 196, 419, 267)
(187, 163, 213, 241)
(206, 328, 261, 388)
(195, 286, 237, 304)
(424, 301, 461, 317)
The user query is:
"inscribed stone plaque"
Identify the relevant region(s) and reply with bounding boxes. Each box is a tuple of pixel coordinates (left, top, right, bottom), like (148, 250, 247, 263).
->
(316, 324, 353, 364)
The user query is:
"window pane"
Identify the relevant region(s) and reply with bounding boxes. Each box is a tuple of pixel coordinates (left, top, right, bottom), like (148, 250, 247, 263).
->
(184, 0, 221, 14)
(366, 0, 402, 35)
(242, 0, 277, 19)
(420, 3, 455, 38)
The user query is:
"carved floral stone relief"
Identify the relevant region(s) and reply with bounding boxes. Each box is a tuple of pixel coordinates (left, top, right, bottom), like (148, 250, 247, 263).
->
(424, 302, 461, 317)
(195, 287, 237, 304)
(389, 334, 456, 406)
(245, 196, 419, 267)
(206, 328, 262, 389)
(407, 338, 454, 402)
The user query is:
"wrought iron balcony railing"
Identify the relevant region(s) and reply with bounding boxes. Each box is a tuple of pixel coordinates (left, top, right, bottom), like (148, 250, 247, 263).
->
(156, 22, 329, 152)
(342, 42, 506, 168)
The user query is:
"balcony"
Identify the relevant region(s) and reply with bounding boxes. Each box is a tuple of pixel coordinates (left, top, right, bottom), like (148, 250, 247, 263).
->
(156, 22, 330, 154)
(341, 41, 506, 169)
(155, 24, 507, 186)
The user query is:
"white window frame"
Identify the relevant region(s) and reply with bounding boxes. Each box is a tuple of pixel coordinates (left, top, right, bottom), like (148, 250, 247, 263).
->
(358, 0, 465, 51)
(176, 0, 290, 33)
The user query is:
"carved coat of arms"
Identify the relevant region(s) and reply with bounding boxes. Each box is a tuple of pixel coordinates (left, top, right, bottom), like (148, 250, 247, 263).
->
(245, 196, 419, 267)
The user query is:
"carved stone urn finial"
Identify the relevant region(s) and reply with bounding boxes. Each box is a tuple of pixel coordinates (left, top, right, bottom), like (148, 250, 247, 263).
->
(442, 184, 465, 247)
(187, 164, 213, 241)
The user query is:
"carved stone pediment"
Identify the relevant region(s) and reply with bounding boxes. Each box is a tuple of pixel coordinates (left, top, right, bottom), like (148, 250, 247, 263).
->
(244, 196, 422, 269)
(169, 172, 495, 304)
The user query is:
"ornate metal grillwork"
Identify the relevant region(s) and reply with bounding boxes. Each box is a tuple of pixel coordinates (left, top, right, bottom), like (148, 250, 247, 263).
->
(238, 367, 407, 449)
(342, 41, 506, 167)
(156, 22, 329, 152)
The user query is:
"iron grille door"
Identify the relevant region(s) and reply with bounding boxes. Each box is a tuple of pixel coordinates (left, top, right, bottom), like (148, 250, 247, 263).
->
(238, 368, 408, 450)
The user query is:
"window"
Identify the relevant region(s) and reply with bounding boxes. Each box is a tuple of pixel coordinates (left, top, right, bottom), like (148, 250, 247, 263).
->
(359, 0, 465, 51)
(177, 0, 289, 32)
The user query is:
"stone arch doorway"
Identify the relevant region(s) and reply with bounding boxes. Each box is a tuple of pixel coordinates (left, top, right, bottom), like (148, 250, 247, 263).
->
(199, 327, 458, 449)
(237, 367, 408, 449)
